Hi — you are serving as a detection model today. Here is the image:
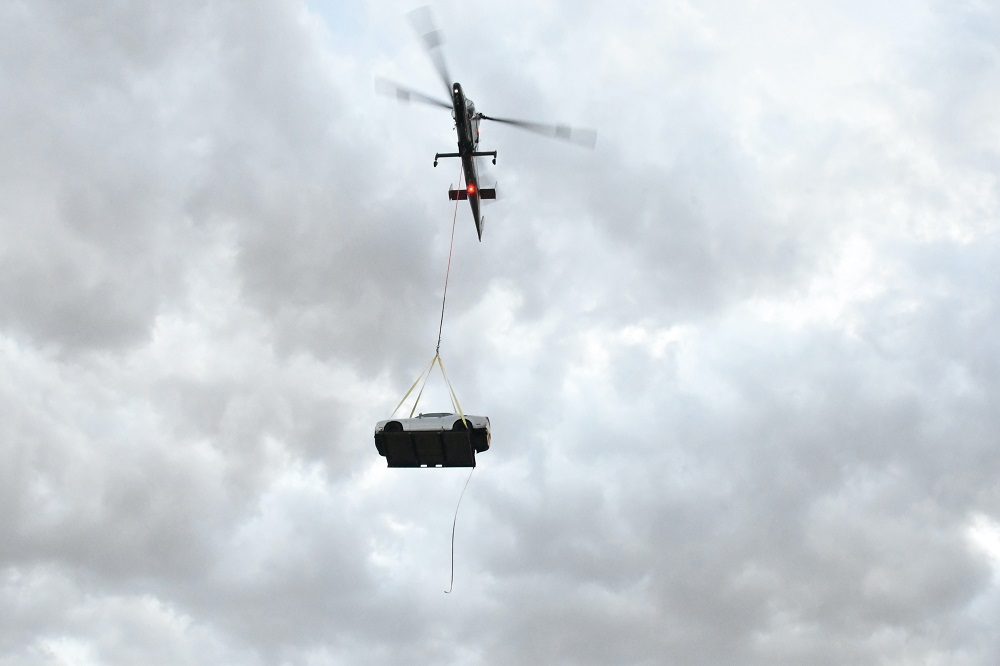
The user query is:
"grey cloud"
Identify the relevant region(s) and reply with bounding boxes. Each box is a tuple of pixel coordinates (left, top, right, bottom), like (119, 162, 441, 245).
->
(3, 1, 1000, 665)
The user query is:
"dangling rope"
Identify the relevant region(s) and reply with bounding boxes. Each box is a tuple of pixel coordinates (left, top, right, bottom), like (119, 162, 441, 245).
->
(445, 466, 475, 594)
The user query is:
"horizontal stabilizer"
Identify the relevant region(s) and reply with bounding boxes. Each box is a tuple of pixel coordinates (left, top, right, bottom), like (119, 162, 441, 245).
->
(448, 187, 498, 200)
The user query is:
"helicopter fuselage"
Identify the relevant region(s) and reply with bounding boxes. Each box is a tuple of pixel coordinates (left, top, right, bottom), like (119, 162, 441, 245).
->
(453, 84, 482, 238)
(434, 82, 497, 241)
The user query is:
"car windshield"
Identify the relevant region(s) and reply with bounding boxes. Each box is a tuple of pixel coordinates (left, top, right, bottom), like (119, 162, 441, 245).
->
(418, 412, 453, 418)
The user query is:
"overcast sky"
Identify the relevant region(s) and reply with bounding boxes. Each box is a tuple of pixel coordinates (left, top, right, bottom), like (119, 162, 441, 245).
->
(2, 1, 999, 664)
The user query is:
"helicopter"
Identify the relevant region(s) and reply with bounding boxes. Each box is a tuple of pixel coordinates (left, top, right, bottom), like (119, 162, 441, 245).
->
(377, 7, 596, 241)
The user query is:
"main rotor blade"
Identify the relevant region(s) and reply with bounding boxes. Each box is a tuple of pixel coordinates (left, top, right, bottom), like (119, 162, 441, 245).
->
(479, 114, 597, 149)
(375, 78, 451, 109)
(407, 6, 452, 95)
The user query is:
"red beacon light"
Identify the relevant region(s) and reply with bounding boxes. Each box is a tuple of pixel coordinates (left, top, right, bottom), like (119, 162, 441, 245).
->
(467, 183, 476, 195)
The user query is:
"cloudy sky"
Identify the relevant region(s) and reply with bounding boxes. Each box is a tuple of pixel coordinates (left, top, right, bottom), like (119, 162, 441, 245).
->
(2, 1, 999, 663)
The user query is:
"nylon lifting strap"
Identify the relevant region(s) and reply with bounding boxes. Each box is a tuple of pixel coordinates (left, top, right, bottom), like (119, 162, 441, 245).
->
(389, 351, 467, 424)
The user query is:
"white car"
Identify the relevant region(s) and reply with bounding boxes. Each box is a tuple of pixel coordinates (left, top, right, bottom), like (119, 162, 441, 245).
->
(374, 412, 491, 468)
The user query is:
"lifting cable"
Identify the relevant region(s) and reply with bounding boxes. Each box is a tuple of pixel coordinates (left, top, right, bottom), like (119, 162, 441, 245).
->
(389, 162, 467, 424)
(435, 163, 463, 355)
